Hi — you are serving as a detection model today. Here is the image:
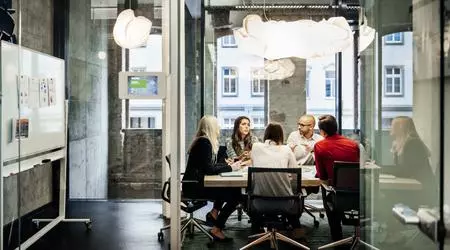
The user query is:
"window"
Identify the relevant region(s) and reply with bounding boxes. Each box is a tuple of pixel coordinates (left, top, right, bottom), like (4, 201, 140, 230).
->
(384, 66, 403, 96)
(251, 70, 266, 96)
(148, 117, 156, 128)
(252, 117, 265, 129)
(222, 67, 238, 96)
(382, 117, 394, 130)
(325, 70, 335, 98)
(221, 35, 236, 48)
(223, 118, 235, 129)
(384, 32, 403, 44)
(129, 117, 156, 128)
(305, 68, 311, 98)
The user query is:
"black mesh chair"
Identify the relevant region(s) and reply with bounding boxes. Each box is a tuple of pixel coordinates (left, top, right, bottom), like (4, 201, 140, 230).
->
(319, 161, 377, 250)
(241, 167, 310, 250)
(157, 155, 213, 244)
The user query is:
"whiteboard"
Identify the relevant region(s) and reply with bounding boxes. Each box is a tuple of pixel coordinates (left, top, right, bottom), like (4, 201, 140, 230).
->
(1, 41, 65, 164)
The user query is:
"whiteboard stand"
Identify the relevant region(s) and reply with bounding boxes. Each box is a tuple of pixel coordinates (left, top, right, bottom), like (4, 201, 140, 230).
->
(15, 101, 92, 250)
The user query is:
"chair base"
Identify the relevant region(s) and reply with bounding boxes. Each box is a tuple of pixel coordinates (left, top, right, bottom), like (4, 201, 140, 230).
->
(318, 236, 380, 250)
(158, 213, 213, 244)
(240, 229, 310, 250)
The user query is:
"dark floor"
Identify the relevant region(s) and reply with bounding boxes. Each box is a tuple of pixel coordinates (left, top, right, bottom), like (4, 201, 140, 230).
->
(5, 200, 436, 250)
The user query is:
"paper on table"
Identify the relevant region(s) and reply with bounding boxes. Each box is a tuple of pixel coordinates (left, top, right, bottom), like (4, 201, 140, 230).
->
(380, 174, 396, 179)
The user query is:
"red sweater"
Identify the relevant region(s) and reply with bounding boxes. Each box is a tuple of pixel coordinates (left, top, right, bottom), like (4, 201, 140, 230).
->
(313, 134, 360, 184)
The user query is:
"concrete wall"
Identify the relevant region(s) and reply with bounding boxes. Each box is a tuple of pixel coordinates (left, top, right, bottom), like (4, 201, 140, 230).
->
(68, 0, 109, 199)
(269, 58, 306, 136)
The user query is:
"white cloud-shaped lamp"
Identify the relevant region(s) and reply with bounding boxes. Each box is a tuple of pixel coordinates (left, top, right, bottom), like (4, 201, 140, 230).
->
(113, 9, 152, 49)
(234, 15, 375, 60)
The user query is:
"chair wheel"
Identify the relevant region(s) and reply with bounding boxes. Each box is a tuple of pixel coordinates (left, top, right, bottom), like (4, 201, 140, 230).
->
(314, 220, 319, 227)
(319, 213, 325, 219)
(158, 232, 164, 242)
(85, 221, 92, 230)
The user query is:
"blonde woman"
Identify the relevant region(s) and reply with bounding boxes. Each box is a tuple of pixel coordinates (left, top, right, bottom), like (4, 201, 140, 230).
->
(182, 116, 242, 241)
(388, 116, 436, 207)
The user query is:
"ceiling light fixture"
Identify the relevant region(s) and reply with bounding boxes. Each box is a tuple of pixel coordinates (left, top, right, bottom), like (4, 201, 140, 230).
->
(113, 9, 152, 49)
(234, 14, 375, 60)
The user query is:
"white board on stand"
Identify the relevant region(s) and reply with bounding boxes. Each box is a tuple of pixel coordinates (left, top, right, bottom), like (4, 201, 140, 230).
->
(1, 41, 65, 175)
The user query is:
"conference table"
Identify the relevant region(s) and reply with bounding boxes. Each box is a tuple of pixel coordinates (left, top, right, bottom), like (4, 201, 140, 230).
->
(203, 164, 423, 191)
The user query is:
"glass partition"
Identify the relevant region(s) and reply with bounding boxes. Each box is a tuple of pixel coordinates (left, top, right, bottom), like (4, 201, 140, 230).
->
(361, 0, 442, 248)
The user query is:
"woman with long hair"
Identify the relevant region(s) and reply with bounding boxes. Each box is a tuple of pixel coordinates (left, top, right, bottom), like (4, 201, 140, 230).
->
(225, 116, 259, 166)
(389, 116, 436, 207)
(182, 116, 242, 241)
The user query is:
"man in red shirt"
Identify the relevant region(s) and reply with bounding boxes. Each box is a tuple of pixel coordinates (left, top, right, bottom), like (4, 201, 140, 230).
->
(314, 115, 359, 242)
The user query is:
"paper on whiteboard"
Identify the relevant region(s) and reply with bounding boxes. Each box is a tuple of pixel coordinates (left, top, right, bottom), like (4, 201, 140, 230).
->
(18, 75, 29, 108)
(47, 78, 56, 106)
(28, 77, 40, 109)
(39, 78, 49, 107)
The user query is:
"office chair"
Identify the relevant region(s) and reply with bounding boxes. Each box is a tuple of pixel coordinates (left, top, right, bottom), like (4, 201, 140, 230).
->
(319, 161, 379, 250)
(157, 154, 213, 244)
(240, 167, 310, 250)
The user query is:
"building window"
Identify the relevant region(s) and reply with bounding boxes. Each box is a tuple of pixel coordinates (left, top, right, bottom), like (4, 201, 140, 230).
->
(384, 32, 403, 44)
(382, 117, 394, 130)
(305, 68, 311, 98)
(221, 35, 236, 48)
(148, 117, 156, 128)
(252, 117, 265, 129)
(222, 67, 238, 96)
(384, 66, 403, 96)
(325, 70, 335, 98)
(129, 117, 156, 128)
(223, 118, 235, 129)
(251, 70, 266, 96)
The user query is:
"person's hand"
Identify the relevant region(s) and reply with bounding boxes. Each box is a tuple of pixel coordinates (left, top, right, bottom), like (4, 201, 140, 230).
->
(230, 160, 243, 171)
(289, 144, 297, 152)
(225, 158, 234, 165)
(238, 151, 250, 160)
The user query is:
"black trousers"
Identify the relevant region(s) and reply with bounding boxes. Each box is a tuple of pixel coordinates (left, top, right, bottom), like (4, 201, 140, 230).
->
(321, 187, 343, 241)
(203, 187, 242, 229)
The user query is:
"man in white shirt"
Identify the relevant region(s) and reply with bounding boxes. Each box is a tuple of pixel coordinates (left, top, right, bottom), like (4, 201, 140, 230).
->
(286, 115, 324, 165)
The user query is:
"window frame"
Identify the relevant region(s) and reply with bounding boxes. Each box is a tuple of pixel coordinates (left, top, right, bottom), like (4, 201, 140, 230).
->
(222, 67, 238, 97)
(250, 69, 266, 97)
(384, 32, 404, 45)
(221, 35, 237, 48)
(324, 69, 336, 98)
(384, 66, 404, 97)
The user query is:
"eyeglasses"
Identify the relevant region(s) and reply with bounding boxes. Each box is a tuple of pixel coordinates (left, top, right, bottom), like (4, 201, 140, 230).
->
(298, 123, 312, 127)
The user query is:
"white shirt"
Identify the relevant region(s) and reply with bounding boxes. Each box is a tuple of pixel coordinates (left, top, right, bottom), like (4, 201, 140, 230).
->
(286, 131, 324, 165)
(250, 140, 297, 197)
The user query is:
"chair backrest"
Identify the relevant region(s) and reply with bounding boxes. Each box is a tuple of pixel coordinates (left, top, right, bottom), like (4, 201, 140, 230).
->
(333, 161, 360, 191)
(247, 167, 303, 217)
(333, 161, 360, 217)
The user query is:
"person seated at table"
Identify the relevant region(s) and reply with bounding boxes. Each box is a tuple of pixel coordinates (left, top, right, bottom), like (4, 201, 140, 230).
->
(250, 122, 302, 231)
(182, 115, 243, 241)
(386, 116, 437, 208)
(287, 114, 323, 165)
(225, 116, 259, 166)
(313, 115, 359, 242)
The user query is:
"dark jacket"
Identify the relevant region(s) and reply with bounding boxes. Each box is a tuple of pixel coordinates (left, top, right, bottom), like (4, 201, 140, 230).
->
(388, 137, 437, 207)
(182, 137, 232, 197)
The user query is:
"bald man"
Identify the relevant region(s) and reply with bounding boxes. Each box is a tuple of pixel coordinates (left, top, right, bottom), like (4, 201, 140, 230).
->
(286, 115, 324, 165)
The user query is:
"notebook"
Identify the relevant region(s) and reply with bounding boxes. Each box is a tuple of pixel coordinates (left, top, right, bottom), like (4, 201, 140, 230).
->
(220, 172, 244, 177)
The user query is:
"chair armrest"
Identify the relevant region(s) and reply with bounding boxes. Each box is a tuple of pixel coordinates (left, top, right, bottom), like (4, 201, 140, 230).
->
(301, 188, 308, 197)
(321, 183, 335, 194)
